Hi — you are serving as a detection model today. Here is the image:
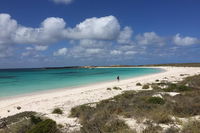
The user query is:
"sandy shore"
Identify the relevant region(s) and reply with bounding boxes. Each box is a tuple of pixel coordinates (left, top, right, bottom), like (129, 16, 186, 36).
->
(0, 67, 200, 129)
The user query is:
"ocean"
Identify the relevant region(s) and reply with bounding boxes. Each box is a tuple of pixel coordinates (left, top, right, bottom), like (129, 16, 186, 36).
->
(0, 67, 163, 98)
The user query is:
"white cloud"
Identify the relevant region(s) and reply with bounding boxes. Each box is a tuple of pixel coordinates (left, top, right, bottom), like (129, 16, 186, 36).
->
(0, 14, 17, 57)
(117, 26, 134, 45)
(14, 17, 66, 45)
(124, 51, 137, 55)
(51, 0, 73, 5)
(136, 32, 165, 45)
(54, 48, 68, 56)
(85, 48, 103, 54)
(173, 33, 199, 46)
(110, 50, 122, 55)
(65, 16, 120, 40)
(35, 45, 48, 51)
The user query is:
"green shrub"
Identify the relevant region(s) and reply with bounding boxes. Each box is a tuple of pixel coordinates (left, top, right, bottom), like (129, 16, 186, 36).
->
(163, 83, 177, 92)
(113, 87, 122, 90)
(30, 115, 42, 124)
(103, 118, 130, 132)
(70, 105, 95, 118)
(17, 106, 21, 110)
(147, 97, 165, 105)
(107, 88, 111, 90)
(151, 84, 162, 90)
(27, 119, 59, 133)
(136, 82, 142, 86)
(177, 85, 190, 91)
(142, 84, 150, 89)
(52, 108, 63, 114)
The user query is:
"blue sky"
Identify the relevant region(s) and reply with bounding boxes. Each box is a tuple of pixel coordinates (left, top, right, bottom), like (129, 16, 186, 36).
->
(0, 0, 200, 68)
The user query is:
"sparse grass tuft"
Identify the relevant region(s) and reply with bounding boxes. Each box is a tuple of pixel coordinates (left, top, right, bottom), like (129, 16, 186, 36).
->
(52, 108, 63, 114)
(147, 97, 165, 105)
(27, 119, 60, 133)
(113, 86, 122, 90)
(136, 82, 142, 86)
(142, 84, 150, 89)
(107, 88, 111, 90)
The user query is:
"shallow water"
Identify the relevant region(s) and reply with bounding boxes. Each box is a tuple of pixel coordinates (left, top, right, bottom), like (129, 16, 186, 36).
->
(0, 68, 163, 97)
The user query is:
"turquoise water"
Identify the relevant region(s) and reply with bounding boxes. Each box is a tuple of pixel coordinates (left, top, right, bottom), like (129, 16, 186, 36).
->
(0, 68, 163, 98)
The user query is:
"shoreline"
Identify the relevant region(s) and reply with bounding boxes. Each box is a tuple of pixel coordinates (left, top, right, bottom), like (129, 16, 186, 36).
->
(0, 67, 164, 101)
(0, 66, 200, 127)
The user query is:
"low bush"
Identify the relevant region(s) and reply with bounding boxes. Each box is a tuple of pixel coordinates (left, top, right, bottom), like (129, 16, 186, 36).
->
(52, 108, 63, 114)
(147, 97, 165, 105)
(30, 115, 42, 124)
(136, 82, 142, 86)
(151, 84, 162, 90)
(113, 86, 122, 90)
(150, 111, 172, 124)
(142, 84, 150, 89)
(177, 85, 190, 91)
(107, 88, 111, 90)
(27, 119, 60, 133)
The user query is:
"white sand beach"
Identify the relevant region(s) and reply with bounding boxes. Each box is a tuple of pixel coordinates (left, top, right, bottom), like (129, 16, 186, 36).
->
(0, 67, 200, 130)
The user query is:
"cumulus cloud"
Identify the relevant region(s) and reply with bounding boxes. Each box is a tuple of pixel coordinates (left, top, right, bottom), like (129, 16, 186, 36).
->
(51, 0, 73, 5)
(0, 14, 17, 57)
(110, 50, 122, 56)
(54, 48, 68, 56)
(65, 16, 120, 40)
(35, 46, 48, 51)
(173, 33, 199, 46)
(14, 17, 66, 45)
(0, 14, 122, 58)
(136, 32, 165, 45)
(117, 26, 134, 45)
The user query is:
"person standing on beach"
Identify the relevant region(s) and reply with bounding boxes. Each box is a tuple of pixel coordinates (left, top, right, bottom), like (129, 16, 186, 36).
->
(117, 76, 120, 82)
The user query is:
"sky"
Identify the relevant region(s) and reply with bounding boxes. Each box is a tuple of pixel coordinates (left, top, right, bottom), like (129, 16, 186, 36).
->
(0, 0, 200, 68)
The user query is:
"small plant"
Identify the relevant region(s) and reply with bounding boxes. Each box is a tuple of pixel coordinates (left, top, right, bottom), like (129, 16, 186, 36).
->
(147, 97, 165, 105)
(17, 106, 21, 110)
(155, 79, 159, 82)
(27, 119, 59, 133)
(142, 84, 150, 89)
(107, 88, 111, 90)
(151, 111, 172, 124)
(163, 83, 177, 92)
(30, 115, 42, 124)
(151, 84, 161, 90)
(136, 82, 142, 86)
(177, 85, 190, 91)
(57, 124, 64, 128)
(113, 86, 122, 90)
(52, 108, 63, 114)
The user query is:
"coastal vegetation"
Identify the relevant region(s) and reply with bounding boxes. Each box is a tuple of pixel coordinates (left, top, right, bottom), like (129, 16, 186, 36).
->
(70, 74, 200, 133)
(52, 108, 63, 114)
(0, 112, 60, 133)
